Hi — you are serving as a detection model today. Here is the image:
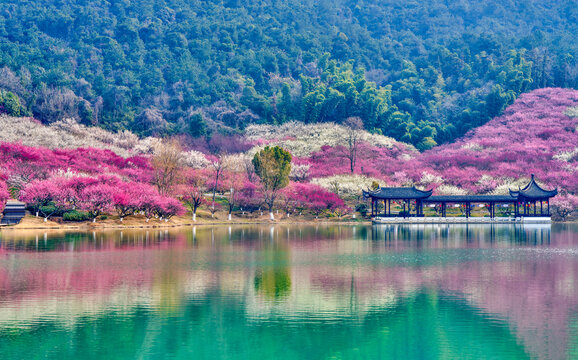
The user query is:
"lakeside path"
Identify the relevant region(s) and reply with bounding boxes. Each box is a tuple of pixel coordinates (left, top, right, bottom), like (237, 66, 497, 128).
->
(2, 215, 574, 231)
(0, 214, 370, 231)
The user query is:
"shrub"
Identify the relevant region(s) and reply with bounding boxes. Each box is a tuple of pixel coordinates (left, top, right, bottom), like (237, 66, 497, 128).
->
(355, 203, 368, 217)
(63, 210, 92, 222)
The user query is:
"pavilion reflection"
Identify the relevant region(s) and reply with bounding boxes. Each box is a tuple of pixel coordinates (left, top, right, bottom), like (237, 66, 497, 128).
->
(370, 223, 552, 247)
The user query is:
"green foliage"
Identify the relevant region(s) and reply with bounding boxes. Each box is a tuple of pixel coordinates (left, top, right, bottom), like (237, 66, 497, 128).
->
(252, 146, 292, 192)
(187, 112, 207, 137)
(355, 203, 368, 217)
(0, 0, 576, 147)
(63, 210, 92, 222)
(0, 91, 25, 116)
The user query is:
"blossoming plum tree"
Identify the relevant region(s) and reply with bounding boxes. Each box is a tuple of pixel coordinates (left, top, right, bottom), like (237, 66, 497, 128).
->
(550, 195, 578, 221)
(79, 183, 116, 222)
(0, 181, 9, 213)
(177, 169, 211, 221)
(19, 179, 67, 221)
(112, 182, 156, 221)
(237, 180, 262, 216)
(154, 197, 186, 221)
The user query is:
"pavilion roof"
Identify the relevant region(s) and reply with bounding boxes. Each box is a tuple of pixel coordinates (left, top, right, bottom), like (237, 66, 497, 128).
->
(509, 174, 557, 200)
(363, 187, 433, 200)
(424, 195, 517, 203)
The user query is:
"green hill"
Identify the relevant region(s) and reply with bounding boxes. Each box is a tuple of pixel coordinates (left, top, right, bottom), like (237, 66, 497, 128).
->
(0, 0, 576, 149)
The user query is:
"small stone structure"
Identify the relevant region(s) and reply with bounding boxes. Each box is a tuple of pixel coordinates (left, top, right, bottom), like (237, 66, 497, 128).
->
(1, 200, 26, 225)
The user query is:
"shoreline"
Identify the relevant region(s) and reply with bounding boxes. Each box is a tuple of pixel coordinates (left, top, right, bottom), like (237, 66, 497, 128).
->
(1, 215, 574, 231)
(0, 214, 371, 231)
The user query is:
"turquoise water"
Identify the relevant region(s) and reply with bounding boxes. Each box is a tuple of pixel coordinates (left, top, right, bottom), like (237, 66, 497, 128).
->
(0, 224, 576, 359)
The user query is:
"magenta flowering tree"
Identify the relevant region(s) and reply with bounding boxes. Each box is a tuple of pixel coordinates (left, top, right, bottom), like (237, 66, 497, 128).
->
(177, 168, 210, 221)
(237, 180, 262, 216)
(20, 179, 68, 221)
(287, 183, 345, 218)
(0, 181, 9, 214)
(112, 190, 135, 221)
(140, 195, 161, 222)
(333, 205, 351, 218)
(112, 182, 154, 221)
(222, 170, 248, 220)
(79, 183, 115, 222)
(155, 197, 186, 221)
(550, 195, 578, 221)
(280, 185, 297, 217)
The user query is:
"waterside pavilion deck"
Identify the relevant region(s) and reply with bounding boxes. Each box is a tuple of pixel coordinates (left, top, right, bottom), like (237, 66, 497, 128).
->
(363, 175, 557, 224)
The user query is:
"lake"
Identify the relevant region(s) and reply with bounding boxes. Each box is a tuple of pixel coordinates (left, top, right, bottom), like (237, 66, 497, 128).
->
(0, 224, 576, 359)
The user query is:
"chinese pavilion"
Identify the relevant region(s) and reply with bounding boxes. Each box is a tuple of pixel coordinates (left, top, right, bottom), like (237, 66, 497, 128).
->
(362, 175, 557, 219)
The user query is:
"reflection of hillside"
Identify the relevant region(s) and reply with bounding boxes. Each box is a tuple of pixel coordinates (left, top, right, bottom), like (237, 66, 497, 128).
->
(0, 224, 576, 359)
(2, 223, 575, 252)
(0, 291, 531, 359)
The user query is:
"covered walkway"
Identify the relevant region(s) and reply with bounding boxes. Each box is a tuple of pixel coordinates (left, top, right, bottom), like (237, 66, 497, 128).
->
(363, 175, 557, 219)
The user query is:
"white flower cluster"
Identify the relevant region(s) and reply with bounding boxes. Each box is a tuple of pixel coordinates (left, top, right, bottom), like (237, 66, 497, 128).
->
(488, 177, 529, 195)
(182, 150, 211, 169)
(245, 121, 413, 157)
(0, 115, 158, 157)
(51, 168, 82, 179)
(461, 142, 484, 152)
(311, 174, 382, 199)
(290, 164, 310, 182)
(435, 185, 468, 195)
(553, 147, 578, 162)
(419, 172, 444, 186)
(564, 106, 578, 118)
(223, 153, 249, 173)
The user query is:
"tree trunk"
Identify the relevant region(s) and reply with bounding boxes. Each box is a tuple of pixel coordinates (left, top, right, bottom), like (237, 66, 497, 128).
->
(228, 213, 232, 221)
(44, 217, 47, 222)
(193, 213, 196, 222)
(269, 212, 275, 220)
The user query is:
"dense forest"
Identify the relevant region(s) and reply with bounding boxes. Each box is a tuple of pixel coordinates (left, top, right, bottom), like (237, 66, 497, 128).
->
(0, 0, 576, 149)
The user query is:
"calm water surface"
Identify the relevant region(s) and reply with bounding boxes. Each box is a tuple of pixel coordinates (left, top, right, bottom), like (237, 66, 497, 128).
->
(0, 224, 577, 359)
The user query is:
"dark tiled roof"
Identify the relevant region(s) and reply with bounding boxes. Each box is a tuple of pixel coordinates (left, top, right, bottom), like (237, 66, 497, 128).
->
(363, 175, 557, 202)
(363, 187, 433, 199)
(424, 195, 517, 203)
(509, 174, 558, 200)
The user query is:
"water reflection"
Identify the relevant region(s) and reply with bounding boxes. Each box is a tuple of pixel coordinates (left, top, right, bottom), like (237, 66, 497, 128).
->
(0, 224, 576, 359)
(1, 223, 573, 253)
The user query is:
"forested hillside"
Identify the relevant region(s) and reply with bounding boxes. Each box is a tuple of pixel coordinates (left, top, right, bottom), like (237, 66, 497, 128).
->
(0, 0, 576, 149)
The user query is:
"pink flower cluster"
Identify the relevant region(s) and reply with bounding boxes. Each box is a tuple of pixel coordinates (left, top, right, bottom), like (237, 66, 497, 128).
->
(296, 143, 410, 180)
(0, 181, 9, 213)
(283, 182, 347, 216)
(19, 175, 184, 221)
(0, 143, 152, 183)
(2, 87, 577, 220)
(296, 88, 578, 197)
(408, 88, 578, 193)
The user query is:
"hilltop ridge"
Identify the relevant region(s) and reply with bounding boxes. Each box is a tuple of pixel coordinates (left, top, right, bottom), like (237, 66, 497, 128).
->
(0, 0, 577, 149)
